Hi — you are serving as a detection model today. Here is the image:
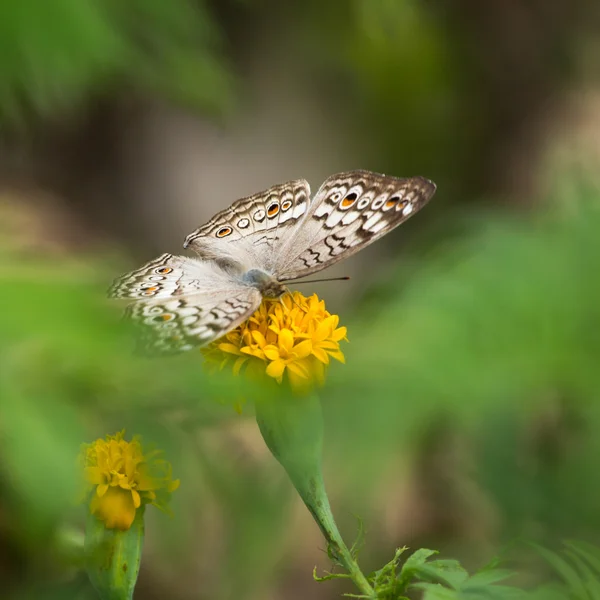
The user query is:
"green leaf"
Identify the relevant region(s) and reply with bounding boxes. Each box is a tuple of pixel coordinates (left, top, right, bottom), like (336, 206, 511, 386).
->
(531, 543, 588, 600)
(414, 583, 459, 600)
(564, 541, 600, 576)
(466, 569, 517, 587)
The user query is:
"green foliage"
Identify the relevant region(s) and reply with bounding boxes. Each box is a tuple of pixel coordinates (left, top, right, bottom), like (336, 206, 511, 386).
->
(316, 546, 524, 599)
(326, 175, 600, 532)
(0, 0, 232, 124)
(531, 540, 600, 600)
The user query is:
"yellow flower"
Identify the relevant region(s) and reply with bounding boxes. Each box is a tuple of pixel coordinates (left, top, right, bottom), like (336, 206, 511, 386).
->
(80, 431, 179, 531)
(202, 292, 347, 392)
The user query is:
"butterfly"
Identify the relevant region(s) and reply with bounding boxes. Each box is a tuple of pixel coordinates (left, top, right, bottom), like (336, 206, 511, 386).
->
(109, 170, 436, 354)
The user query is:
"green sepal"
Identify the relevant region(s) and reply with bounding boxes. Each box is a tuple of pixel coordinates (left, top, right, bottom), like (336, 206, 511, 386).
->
(255, 394, 324, 498)
(84, 506, 145, 600)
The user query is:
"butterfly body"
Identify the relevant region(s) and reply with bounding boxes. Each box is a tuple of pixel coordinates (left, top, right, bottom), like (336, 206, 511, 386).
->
(110, 170, 436, 354)
(240, 268, 287, 298)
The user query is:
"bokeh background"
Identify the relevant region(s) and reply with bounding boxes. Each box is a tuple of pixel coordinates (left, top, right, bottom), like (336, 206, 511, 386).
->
(2, 0, 600, 598)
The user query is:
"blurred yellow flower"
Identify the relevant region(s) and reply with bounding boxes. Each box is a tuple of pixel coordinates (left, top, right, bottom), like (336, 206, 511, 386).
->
(80, 431, 179, 531)
(202, 292, 347, 392)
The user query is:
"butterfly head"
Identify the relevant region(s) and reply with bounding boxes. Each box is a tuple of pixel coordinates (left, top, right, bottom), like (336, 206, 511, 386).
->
(242, 268, 287, 299)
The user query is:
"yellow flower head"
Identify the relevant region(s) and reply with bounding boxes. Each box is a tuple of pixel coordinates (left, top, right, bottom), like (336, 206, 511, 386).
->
(202, 291, 347, 392)
(80, 431, 179, 531)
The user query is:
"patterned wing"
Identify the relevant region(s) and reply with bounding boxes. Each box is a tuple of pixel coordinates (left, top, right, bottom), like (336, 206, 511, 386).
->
(182, 179, 311, 273)
(126, 287, 261, 355)
(109, 254, 195, 300)
(109, 253, 262, 354)
(274, 170, 436, 280)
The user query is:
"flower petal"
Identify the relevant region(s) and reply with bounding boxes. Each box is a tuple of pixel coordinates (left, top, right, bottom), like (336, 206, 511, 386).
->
(218, 342, 243, 355)
(286, 360, 310, 379)
(278, 329, 294, 353)
(233, 356, 248, 376)
(332, 326, 348, 341)
(312, 346, 330, 364)
(292, 339, 312, 359)
(90, 487, 136, 531)
(251, 330, 267, 347)
(263, 345, 281, 361)
(85, 466, 104, 485)
(131, 489, 141, 509)
(329, 350, 346, 364)
(266, 359, 286, 381)
(313, 316, 336, 341)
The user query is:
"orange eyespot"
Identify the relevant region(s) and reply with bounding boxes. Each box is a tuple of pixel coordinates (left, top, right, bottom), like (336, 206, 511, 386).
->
(281, 200, 293, 211)
(216, 226, 233, 238)
(145, 286, 158, 292)
(385, 197, 399, 209)
(153, 314, 173, 323)
(156, 267, 172, 274)
(341, 197, 356, 208)
(267, 203, 279, 217)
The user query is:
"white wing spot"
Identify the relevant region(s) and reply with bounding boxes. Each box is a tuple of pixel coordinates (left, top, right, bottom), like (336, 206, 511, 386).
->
(238, 218, 250, 228)
(254, 209, 266, 222)
(364, 213, 382, 230)
(292, 201, 307, 218)
(402, 203, 414, 216)
(370, 220, 388, 234)
(341, 210, 361, 225)
(315, 202, 332, 218)
(357, 198, 370, 209)
(325, 210, 345, 228)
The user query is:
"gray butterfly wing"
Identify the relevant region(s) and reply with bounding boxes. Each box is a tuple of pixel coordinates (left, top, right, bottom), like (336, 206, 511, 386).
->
(126, 288, 261, 355)
(274, 170, 436, 281)
(109, 253, 201, 300)
(109, 253, 261, 354)
(182, 179, 311, 273)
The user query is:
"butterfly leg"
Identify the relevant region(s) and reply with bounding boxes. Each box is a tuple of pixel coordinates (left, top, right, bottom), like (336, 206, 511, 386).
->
(281, 287, 302, 310)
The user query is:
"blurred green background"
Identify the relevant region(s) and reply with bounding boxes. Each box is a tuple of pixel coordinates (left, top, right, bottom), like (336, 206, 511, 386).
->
(2, 0, 600, 598)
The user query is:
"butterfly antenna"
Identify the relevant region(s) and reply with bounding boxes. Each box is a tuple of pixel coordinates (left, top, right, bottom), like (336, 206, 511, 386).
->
(292, 276, 351, 284)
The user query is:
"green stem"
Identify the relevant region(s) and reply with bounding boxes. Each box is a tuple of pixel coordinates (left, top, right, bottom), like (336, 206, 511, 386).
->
(255, 394, 375, 598)
(295, 470, 374, 597)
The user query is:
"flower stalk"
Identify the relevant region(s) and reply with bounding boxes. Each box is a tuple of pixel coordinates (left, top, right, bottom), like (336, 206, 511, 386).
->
(255, 394, 374, 598)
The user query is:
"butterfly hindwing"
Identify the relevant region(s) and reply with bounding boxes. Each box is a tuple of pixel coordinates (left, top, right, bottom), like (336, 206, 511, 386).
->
(275, 170, 436, 280)
(108, 253, 188, 300)
(127, 287, 262, 355)
(109, 254, 262, 353)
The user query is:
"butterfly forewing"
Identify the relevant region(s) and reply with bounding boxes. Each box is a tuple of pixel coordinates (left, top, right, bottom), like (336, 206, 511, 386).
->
(274, 170, 436, 281)
(182, 179, 311, 273)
